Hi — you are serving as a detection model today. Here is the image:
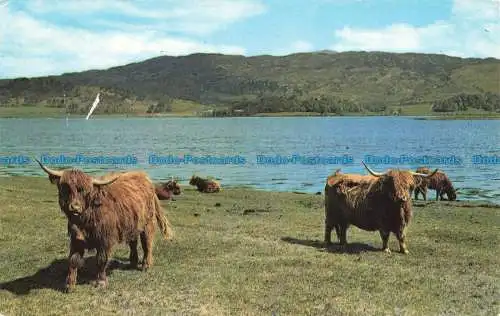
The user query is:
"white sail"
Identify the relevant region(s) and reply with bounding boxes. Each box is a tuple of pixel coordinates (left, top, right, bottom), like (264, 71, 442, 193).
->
(85, 93, 101, 120)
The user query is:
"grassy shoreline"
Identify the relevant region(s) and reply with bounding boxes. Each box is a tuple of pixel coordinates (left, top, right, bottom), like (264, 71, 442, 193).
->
(0, 176, 499, 315)
(1, 106, 500, 119)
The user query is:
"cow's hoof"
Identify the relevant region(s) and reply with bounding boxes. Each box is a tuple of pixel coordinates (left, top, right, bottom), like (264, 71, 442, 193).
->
(94, 279, 108, 288)
(127, 263, 139, 270)
(400, 249, 409, 254)
(383, 248, 391, 254)
(64, 284, 75, 293)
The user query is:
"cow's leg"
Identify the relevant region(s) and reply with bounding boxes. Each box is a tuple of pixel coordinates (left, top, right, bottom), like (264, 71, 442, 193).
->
(396, 226, 409, 254)
(140, 223, 155, 271)
(436, 189, 440, 201)
(422, 187, 427, 201)
(66, 237, 85, 293)
(95, 247, 111, 288)
(379, 230, 391, 253)
(128, 238, 139, 269)
(324, 211, 335, 246)
(334, 225, 341, 243)
(413, 188, 419, 200)
(338, 223, 348, 247)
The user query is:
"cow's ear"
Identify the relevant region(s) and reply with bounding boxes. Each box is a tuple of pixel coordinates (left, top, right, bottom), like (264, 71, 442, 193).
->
(48, 174, 60, 185)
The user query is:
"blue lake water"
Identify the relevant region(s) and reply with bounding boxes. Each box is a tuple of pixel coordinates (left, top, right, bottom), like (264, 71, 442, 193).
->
(0, 116, 499, 203)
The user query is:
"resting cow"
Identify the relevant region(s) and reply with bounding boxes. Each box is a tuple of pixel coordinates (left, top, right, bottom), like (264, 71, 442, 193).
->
(189, 175, 221, 193)
(413, 167, 457, 201)
(155, 178, 182, 200)
(324, 162, 438, 254)
(35, 159, 173, 292)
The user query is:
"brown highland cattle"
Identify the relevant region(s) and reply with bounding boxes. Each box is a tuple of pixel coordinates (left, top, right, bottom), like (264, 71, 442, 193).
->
(155, 178, 182, 200)
(35, 159, 173, 292)
(324, 162, 438, 254)
(189, 175, 221, 193)
(413, 167, 457, 201)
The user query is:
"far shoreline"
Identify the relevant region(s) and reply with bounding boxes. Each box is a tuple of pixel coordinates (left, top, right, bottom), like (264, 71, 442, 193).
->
(1, 110, 500, 120)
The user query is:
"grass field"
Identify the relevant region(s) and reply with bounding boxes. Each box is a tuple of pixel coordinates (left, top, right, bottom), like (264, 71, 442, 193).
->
(0, 176, 499, 315)
(2, 105, 500, 120)
(0, 106, 68, 118)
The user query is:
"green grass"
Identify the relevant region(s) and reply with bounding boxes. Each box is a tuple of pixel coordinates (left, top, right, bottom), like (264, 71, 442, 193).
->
(413, 111, 500, 120)
(2, 105, 500, 119)
(0, 176, 499, 315)
(388, 103, 433, 116)
(0, 106, 68, 118)
(2, 100, 499, 119)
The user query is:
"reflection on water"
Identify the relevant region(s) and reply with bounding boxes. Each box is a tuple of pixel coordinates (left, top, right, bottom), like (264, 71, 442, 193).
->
(0, 116, 499, 203)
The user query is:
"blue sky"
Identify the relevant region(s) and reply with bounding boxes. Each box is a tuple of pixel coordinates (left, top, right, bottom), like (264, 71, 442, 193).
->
(0, 0, 498, 78)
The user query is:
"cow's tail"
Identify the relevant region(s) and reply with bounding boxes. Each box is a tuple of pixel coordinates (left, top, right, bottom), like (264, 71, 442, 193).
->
(154, 195, 174, 240)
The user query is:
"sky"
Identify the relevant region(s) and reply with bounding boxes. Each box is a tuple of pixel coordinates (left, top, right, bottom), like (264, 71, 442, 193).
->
(0, 0, 499, 78)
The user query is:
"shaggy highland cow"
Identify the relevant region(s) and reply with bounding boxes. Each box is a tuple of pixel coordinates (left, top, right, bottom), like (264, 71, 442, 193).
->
(36, 159, 174, 292)
(189, 175, 221, 193)
(413, 167, 457, 201)
(155, 178, 182, 200)
(324, 162, 438, 254)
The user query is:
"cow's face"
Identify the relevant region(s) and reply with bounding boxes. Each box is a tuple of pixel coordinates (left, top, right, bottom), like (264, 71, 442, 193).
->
(166, 180, 181, 195)
(447, 186, 457, 201)
(55, 170, 95, 215)
(36, 159, 120, 216)
(172, 183, 181, 195)
(385, 172, 414, 204)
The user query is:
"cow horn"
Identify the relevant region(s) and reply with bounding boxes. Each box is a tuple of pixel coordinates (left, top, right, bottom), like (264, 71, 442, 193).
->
(362, 161, 386, 177)
(92, 175, 120, 186)
(410, 169, 439, 178)
(35, 158, 64, 178)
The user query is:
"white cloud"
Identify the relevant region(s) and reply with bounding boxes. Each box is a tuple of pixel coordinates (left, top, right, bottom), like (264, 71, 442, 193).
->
(332, 24, 422, 52)
(452, 0, 500, 21)
(0, 0, 263, 78)
(331, 0, 500, 58)
(22, 0, 267, 36)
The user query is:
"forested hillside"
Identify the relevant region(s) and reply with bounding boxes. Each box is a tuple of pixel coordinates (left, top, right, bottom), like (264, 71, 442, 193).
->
(0, 51, 498, 115)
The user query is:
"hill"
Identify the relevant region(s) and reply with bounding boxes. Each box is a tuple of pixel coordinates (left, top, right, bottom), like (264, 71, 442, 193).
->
(0, 51, 499, 116)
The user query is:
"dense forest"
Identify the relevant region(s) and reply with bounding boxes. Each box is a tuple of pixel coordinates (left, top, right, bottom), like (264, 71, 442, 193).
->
(431, 92, 500, 112)
(0, 51, 498, 115)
